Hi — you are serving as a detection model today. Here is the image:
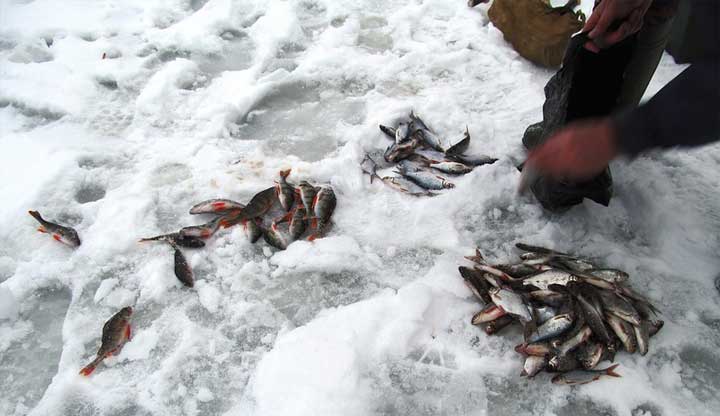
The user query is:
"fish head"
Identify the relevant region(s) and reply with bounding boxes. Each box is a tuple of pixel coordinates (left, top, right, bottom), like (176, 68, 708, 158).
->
(119, 306, 133, 319)
(58, 228, 82, 247)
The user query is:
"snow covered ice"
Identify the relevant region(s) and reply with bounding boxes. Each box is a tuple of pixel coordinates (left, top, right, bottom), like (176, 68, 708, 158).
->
(1, 0, 719, 415)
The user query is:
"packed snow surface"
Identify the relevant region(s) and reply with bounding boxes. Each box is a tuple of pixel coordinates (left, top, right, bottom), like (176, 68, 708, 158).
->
(1, 1, 719, 415)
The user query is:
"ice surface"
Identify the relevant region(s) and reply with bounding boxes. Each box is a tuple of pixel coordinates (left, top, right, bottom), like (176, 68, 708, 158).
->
(1, 0, 719, 415)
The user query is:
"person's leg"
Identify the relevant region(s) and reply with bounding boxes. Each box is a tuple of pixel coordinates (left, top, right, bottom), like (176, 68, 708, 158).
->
(615, 16, 676, 109)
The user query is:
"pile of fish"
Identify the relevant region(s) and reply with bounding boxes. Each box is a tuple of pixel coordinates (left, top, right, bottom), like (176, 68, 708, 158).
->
(460, 243, 664, 385)
(136, 169, 336, 288)
(361, 111, 497, 196)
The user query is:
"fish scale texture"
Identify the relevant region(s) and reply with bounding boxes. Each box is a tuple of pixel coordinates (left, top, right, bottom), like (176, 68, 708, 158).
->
(1, 1, 719, 416)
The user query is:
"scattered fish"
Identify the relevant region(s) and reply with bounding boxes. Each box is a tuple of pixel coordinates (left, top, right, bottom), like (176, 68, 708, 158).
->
(308, 185, 336, 241)
(262, 225, 287, 250)
(276, 169, 296, 212)
(551, 364, 621, 385)
(179, 216, 223, 239)
(429, 161, 474, 175)
(28, 210, 81, 247)
(189, 199, 245, 215)
(444, 127, 470, 156)
(170, 241, 194, 288)
(139, 233, 205, 249)
(395, 163, 454, 190)
(79, 307, 132, 376)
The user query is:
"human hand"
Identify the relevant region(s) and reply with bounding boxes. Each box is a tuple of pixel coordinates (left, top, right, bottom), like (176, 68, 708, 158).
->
(583, 0, 652, 52)
(524, 119, 619, 182)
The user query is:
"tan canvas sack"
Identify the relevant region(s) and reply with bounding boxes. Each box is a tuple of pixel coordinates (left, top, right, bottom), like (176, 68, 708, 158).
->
(488, 0, 585, 67)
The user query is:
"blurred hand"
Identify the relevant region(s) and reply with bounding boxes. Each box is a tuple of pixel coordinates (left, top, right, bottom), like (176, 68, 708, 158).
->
(583, 0, 652, 52)
(525, 119, 618, 181)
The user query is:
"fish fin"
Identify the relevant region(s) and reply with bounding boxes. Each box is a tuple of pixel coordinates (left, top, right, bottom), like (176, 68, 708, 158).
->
(311, 218, 318, 230)
(520, 369, 527, 377)
(28, 210, 44, 223)
(211, 201, 226, 210)
(79, 364, 97, 376)
(307, 234, 317, 242)
(37, 226, 47, 233)
(52, 234, 62, 242)
(604, 364, 621, 378)
(125, 325, 132, 341)
(279, 169, 291, 179)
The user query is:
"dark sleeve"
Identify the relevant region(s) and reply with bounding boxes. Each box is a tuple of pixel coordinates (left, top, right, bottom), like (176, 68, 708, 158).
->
(613, 58, 720, 156)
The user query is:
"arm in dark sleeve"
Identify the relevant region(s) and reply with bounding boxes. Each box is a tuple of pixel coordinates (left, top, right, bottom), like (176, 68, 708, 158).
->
(612, 58, 720, 156)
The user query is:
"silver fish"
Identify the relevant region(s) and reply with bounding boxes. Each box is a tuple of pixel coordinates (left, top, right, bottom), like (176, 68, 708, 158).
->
(449, 153, 498, 167)
(515, 342, 552, 357)
(576, 342, 605, 370)
(597, 290, 641, 326)
(533, 305, 558, 324)
(395, 164, 454, 190)
(139, 233, 205, 249)
(484, 315, 514, 335)
(634, 322, 650, 356)
(189, 199, 245, 215)
(489, 287, 532, 322)
(527, 314, 573, 343)
(395, 122, 411, 144)
(576, 293, 612, 344)
(521, 355, 547, 378)
(379, 124, 396, 140)
(551, 364, 621, 385)
(605, 313, 637, 353)
(28, 210, 81, 247)
(556, 326, 592, 356)
(380, 176, 436, 196)
(429, 161, 473, 175)
(522, 270, 577, 290)
(584, 268, 629, 283)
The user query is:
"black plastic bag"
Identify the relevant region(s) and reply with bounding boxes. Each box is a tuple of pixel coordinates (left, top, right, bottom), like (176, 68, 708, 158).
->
(522, 33, 637, 212)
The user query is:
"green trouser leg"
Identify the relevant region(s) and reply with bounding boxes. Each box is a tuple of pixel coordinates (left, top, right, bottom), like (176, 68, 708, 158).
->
(615, 16, 676, 110)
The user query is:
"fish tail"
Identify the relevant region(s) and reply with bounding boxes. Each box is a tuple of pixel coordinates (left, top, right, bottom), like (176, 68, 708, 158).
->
(79, 356, 103, 377)
(307, 233, 317, 242)
(279, 169, 291, 179)
(37, 226, 47, 233)
(28, 210, 45, 224)
(604, 364, 621, 378)
(514, 344, 527, 354)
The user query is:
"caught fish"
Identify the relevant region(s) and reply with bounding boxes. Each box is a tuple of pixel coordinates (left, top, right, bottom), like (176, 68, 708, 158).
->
(494, 263, 539, 278)
(444, 126, 470, 156)
(597, 290, 641, 326)
(237, 187, 278, 221)
(547, 354, 580, 373)
(516, 342, 553, 357)
(575, 293, 612, 344)
(244, 218, 263, 243)
(79, 307, 132, 376)
(139, 233, 205, 249)
(298, 181, 318, 217)
(523, 270, 578, 291)
(448, 153, 498, 167)
(551, 364, 621, 385)
(472, 304, 507, 325)
(489, 287, 532, 322)
(384, 136, 421, 163)
(459, 266, 492, 304)
(395, 122, 411, 144)
(308, 185, 336, 241)
(429, 161, 474, 175)
(634, 322, 650, 356)
(170, 242, 194, 288)
(533, 305, 558, 324)
(379, 124, 396, 140)
(276, 169, 296, 212)
(262, 225, 287, 250)
(179, 216, 223, 239)
(521, 355, 547, 378)
(527, 314, 573, 343)
(289, 205, 307, 241)
(576, 342, 605, 370)
(516, 242, 569, 256)
(605, 313, 637, 353)
(395, 163, 454, 190)
(380, 176, 436, 197)
(28, 210, 81, 247)
(584, 268, 629, 283)
(556, 326, 592, 356)
(528, 290, 566, 307)
(484, 315, 514, 335)
(416, 129, 445, 152)
(189, 199, 245, 215)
